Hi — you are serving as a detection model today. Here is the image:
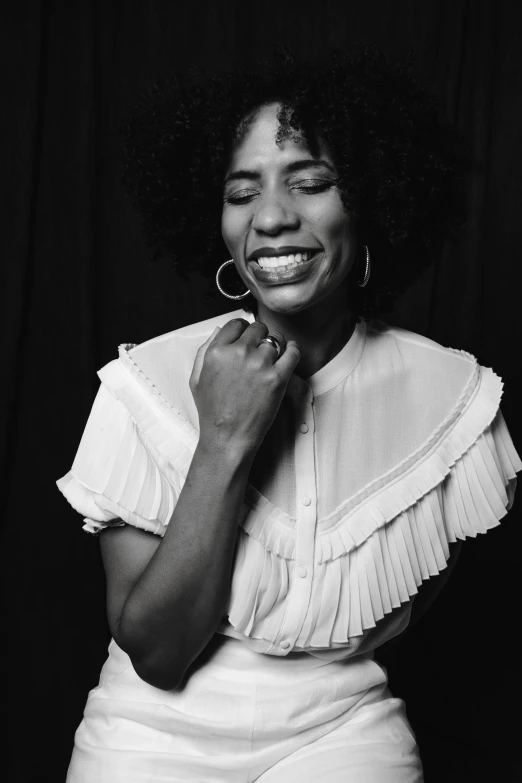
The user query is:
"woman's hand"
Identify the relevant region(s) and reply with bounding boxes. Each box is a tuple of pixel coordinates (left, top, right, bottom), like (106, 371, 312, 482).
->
(190, 318, 301, 456)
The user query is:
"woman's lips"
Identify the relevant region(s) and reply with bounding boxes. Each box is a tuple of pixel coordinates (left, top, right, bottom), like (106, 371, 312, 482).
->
(247, 252, 321, 285)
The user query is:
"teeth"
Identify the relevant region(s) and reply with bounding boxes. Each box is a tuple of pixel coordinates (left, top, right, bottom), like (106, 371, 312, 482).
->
(257, 252, 311, 269)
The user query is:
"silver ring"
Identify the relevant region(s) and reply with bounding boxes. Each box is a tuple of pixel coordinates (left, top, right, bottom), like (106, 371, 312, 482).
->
(259, 335, 281, 359)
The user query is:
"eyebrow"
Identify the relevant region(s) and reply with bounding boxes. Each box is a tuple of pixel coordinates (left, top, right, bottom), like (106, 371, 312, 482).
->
(224, 159, 336, 184)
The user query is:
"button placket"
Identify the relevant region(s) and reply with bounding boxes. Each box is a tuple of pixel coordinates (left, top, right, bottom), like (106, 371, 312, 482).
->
(275, 385, 316, 652)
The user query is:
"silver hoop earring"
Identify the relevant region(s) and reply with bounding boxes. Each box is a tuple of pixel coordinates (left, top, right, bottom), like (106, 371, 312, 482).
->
(216, 259, 251, 300)
(357, 245, 371, 288)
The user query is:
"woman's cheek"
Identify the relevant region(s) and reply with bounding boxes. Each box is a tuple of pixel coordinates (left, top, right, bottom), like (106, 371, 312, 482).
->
(222, 212, 247, 251)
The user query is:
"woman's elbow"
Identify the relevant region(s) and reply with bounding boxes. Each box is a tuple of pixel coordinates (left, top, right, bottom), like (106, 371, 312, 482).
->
(132, 660, 184, 691)
(114, 623, 186, 691)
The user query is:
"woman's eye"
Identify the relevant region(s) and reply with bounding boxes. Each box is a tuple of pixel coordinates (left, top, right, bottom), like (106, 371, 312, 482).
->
(292, 180, 334, 194)
(224, 190, 258, 205)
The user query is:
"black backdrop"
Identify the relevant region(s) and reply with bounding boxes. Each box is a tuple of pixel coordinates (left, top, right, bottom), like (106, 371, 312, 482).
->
(4, 2, 522, 781)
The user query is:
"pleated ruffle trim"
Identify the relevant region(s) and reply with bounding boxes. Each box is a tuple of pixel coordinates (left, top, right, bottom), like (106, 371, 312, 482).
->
(57, 344, 521, 642)
(227, 357, 521, 644)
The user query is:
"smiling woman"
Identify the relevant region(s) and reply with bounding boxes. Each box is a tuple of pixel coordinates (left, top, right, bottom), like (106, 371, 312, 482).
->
(56, 44, 521, 783)
(221, 101, 361, 376)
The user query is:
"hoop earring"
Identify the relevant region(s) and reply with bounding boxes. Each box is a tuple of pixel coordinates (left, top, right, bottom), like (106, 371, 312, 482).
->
(216, 259, 251, 300)
(357, 245, 371, 288)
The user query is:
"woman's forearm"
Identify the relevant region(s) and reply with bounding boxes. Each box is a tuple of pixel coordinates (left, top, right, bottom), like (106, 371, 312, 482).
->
(117, 436, 255, 690)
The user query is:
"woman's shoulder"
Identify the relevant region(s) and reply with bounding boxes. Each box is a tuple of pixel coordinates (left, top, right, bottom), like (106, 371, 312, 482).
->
(129, 307, 251, 363)
(366, 317, 476, 362)
(100, 308, 252, 419)
(358, 318, 487, 430)
(365, 317, 478, 382)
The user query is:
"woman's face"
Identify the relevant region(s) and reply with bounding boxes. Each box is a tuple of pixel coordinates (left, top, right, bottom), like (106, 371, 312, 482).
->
(221, 102, 358, 315)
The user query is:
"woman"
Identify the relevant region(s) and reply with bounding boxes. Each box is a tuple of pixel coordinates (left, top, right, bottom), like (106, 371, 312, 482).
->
(57, 46, 521, 782)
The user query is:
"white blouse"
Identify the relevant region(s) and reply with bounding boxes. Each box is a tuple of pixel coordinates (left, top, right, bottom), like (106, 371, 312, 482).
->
(57, 308, 521, 662)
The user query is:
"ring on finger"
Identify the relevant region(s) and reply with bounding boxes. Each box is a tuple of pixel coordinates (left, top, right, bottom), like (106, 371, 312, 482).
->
(259, 335, 282, 359)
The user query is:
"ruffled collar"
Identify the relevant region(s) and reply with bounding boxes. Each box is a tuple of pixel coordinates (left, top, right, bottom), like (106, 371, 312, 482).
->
(240, 309, 367, 396)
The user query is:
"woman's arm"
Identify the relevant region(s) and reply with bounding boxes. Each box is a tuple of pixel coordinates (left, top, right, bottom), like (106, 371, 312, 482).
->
(99, 319, 301, 691)
(100, 436, 255, 691)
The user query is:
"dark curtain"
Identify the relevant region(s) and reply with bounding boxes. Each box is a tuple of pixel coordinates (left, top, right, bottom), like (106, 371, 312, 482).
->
(5, 2, 521, 781)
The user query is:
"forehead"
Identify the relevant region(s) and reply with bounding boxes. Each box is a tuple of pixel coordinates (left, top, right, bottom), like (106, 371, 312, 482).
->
(227, 102, 331, 171)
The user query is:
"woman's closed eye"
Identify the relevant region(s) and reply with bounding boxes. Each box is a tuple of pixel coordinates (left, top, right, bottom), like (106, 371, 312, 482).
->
(293, 179, 337, 194)
(224, 179, 336, 205)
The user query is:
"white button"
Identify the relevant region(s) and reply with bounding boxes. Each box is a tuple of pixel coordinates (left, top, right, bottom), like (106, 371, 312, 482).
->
(301, 496, 311, 506)
(299, 423, 309, 433)
(280, 639, 290, 649)
(297, 566, 308, 578)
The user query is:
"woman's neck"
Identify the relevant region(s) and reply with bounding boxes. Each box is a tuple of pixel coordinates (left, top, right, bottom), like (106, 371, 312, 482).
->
(255, 297, 357, 380)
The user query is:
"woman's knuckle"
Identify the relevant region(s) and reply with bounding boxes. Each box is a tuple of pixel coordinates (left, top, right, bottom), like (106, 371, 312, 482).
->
(264, 367, 281, 387)
(249, 353, 265, 371)
(234, 343, 247, 358)
(207, 344, 223, 362)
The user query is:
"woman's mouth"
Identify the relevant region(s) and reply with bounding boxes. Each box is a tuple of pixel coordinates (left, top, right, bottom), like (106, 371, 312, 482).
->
(247, 251, 321, 285)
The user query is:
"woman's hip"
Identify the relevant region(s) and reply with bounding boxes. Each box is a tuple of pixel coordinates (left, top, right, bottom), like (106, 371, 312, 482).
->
(88, 635, 388, 734)
(67, 635, 408, 782)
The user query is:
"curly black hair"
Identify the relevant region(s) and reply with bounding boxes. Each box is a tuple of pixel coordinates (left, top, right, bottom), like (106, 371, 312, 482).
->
(117, 44, 471, 318)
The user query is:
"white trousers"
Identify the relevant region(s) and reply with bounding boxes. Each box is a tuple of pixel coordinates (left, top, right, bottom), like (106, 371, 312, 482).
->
(67, 636, 424, 782)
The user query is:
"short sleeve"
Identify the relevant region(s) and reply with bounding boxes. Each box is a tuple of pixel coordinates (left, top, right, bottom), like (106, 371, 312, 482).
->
(56, 381, 181, 536)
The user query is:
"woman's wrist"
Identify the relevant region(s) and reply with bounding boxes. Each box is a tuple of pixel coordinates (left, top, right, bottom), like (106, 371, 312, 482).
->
(196, 430, 258, 467)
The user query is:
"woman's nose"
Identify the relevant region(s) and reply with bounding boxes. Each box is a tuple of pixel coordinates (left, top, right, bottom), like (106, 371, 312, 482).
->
(251, 193, 300, 234)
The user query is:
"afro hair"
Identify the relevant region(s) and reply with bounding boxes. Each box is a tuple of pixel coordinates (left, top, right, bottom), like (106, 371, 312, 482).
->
(117, 43, 471, 318)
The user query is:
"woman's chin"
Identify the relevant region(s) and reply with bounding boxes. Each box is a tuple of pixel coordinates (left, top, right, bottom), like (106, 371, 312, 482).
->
(253, 286, 325, 316)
